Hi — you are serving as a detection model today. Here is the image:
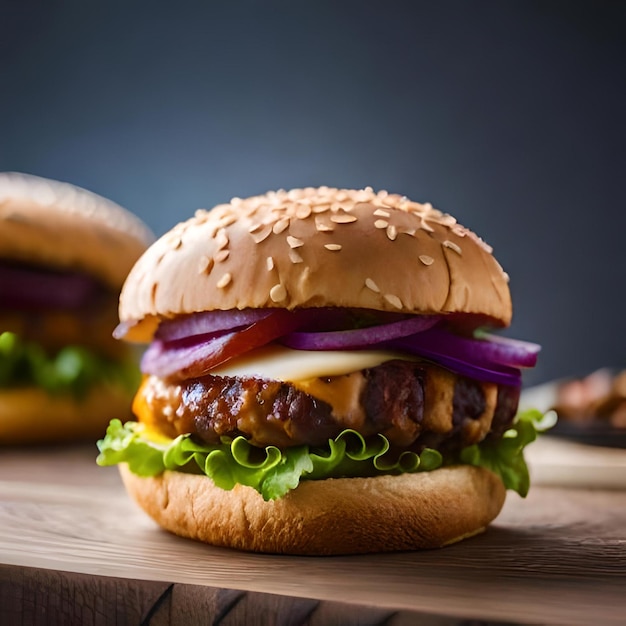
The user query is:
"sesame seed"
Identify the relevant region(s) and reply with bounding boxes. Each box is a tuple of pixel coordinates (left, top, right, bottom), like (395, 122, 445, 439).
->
(374, 209, 391, 218)
(365, 278, 380, 293)
(420, 217, 435, 233)
(470, 233, 493, 253)
(198, 255, 214, 274)
(216, 229, 229, 250)
(251, 225, 272, 244)
(355, 188, 373, 202)
(382, 194, 403, 207)
(219, 214, 237, 228)
(165, 235, 182, 250)
(289, 249, 304, 264)
(270, 283, 287, 302)
(216, 273, 232, 289)
(287, 235, 304, 248)
(384, 294, 403, 309)
(215, 249, 230, 263)
(419, 255, 434, 266)
(443, 240, 462, 255)
(315, 218, 333, 232)
(404, 201, 423, 214)
(273, 218, 289, 234)
(248, 223, 263, 233)
(386, 224, 398, 241)
(266, 256, 274, 271)
(451, 225, 467, 238)
(312, 203, 331, 213)
(330, 213, 357, 224)
(296, 204, 312, 219)
(324, 243, 342, 251)
(374, 219, 388, 229)
(440, 214, 457, 227)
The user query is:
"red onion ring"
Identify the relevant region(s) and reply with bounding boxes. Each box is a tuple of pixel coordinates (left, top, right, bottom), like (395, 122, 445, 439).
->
(386, 336, 523, 387)
(388, 327, 539, 370)
(471, 331, 541, 368)
(0, 261, 101, 311)
(141, 309, 305, 380)
(280, 315, 441, 350)
(155, 308, 275, 342)
(153, 307, 412, 342)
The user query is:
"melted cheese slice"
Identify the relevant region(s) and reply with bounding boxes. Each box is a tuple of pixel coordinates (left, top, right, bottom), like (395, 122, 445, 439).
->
(209, 344, 414, 382)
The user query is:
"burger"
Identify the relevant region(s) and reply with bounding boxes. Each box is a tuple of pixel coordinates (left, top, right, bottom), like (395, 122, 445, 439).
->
(97, 186, 547, 554)
(0, 172, 154, 444)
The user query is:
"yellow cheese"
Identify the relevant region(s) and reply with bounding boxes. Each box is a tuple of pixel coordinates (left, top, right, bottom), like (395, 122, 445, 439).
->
(132, 377, 155, 425)
(296, 373, 367, 427)
(209, 344, 414, 382)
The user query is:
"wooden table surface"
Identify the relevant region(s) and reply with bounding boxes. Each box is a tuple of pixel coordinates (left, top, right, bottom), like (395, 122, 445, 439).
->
(1, 436, 626, 626)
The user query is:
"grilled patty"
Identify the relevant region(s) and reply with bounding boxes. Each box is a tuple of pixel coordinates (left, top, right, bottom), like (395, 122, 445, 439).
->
(137, 359, 520, 453)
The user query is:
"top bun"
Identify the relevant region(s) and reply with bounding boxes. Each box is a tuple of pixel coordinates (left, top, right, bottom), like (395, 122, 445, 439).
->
(0, 172, 154, 289)
(119, 187, 511, 342)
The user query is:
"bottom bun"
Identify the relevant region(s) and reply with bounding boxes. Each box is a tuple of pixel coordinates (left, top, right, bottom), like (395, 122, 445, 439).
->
(0, 384, 133, 445)
(119, 463, 506, 555)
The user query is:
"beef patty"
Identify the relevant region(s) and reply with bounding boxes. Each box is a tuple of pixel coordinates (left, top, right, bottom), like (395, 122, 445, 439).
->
(136, 359, 520, 454)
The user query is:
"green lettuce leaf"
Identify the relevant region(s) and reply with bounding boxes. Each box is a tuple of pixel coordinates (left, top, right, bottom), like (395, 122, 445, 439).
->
(0, 331, 140, 398)
(97, 422, 444, 500)
(97, 407, 554, 500)
(458, 408, 557, 497)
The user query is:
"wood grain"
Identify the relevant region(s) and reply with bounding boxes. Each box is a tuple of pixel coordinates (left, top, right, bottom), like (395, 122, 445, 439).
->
(1, 441, 626, 625)
(0, 565, 454, 626)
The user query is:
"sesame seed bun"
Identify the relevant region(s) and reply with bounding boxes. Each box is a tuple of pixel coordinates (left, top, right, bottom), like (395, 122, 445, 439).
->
(119, 463, 506, 555)
(117, 187, 511, 343)
(0, 172, 154, 289)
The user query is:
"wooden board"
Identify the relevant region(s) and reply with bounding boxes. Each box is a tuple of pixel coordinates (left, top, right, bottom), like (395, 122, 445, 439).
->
(527, 435, 626, 488)
(521, 381, 626, 488)
(1, 442, 626, 625)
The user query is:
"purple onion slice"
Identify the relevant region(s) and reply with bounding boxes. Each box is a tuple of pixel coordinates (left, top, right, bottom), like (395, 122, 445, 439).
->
(281, 315, 441, 350)
(155, 308, 276, 342)
(389, 327, 540, 370)
(0, 261, 101, 311)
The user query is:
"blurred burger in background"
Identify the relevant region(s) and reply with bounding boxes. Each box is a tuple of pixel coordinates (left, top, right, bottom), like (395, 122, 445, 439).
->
(98, 186, 549, 555)
(0, 172, 154, 444)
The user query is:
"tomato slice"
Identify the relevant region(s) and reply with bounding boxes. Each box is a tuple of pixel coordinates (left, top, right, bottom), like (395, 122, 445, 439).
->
(141, 309, 305, 380)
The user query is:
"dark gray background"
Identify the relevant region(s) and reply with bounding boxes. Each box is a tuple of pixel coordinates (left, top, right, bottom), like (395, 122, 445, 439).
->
(1, 0, 624, 386)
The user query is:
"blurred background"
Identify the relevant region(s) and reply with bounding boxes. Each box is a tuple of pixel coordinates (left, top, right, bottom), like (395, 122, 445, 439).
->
(0, 0, 624, 387)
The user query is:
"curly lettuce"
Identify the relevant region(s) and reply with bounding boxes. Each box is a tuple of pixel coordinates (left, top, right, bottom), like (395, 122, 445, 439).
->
(459, 408, 556, 497)
(97, 408, 554, 501)
(0, 331, 140, 398)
